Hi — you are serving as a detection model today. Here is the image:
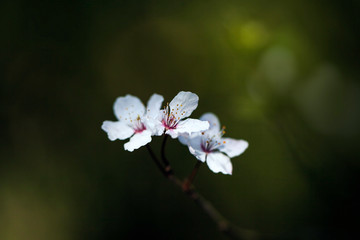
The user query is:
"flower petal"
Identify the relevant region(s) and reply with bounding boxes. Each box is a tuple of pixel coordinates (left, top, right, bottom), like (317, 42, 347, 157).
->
(178, 134, 190, 146)
(169, 91, 199, 120)
(143, 93, 165, 136)
(144, 118, 164, 136)
(200, 112, 221, 133)
(220, 138, 248, 158)
(189, 146, 207, 162)
(171, 118, 209, 137)
(101, 121, 134, 141)
(113, 95, 145, 123)
(166, 129, 179, 139)
(124, 130, 152, 152)
(206, 152, 233, 175)
(146, 93, 164, 119)
(187, 135, 203, 151)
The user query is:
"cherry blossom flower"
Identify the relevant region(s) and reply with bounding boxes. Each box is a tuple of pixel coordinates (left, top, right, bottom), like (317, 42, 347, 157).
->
(153, 91, 210, 138)
(179, 113, 248, 175)
(101, 94, 164, 152)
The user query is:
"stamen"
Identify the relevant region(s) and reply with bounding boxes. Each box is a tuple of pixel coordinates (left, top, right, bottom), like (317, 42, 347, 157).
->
(161, 104, 182, 130)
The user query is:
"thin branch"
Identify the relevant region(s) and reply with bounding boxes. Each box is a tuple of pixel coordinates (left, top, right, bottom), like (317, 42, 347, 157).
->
(182, 160, 202, 192)
(146, 144, 264, 240)
(160, 134, 173, 175)
(185, 187, 261, 240)
(146, 144, 166, 177)
(166, 174, 261, 240)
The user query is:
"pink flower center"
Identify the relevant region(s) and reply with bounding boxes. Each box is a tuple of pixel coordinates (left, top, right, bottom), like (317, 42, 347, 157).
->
(131, 116, 146, 133)
(162, 116, 178, 130)
(134, 124, 146, 133)
(161, 104, 186, 130)
(200, 127, 227, 153)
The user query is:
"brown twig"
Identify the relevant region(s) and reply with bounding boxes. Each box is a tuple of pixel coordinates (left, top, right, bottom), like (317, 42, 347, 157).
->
(161, 134, 173, 175)
(182, 160, 202, 191)
(146, 144, 166, 177)
(146, 141, 264, 240)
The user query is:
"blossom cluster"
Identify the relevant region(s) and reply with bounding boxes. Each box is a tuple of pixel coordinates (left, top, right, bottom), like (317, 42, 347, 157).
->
(102, 91, 248, 175)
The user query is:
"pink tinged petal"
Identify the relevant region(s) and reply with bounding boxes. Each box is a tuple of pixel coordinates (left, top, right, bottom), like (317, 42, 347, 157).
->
(220, 138, 249, 158)
(173, 118, 210, 136)
(169, 91, 199, 120)
(206, 152, 233, 175)
(101, 121, 134, 141)
(113, 95, 145, 123)
(124, 130, 152, 152)
(146, 93, 164, 119)
(200, 112, 221, 133)
(189, 146, 207, 162)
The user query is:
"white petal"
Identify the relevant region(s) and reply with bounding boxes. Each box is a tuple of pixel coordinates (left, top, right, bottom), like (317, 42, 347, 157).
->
(144, 118, 164, 136)
(220, 138, 249, 158)
(113, 95, 145, 123)
(101, 121, 134, 141)
(200, 112, 221, 133)
(124, 130, 152, 152)
(187, 135, 203, 151)
(189, 146, 207, 162)
(169, 91, 199, 120)
(166, 129, 179, 139)
(146, 93, 164, 119)
(173, 118, 209, 136)
(206, 152, 233, 175)
(178, 134, 190, 146)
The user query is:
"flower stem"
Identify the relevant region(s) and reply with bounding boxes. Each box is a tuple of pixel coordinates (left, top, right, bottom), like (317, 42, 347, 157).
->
(182, 160, 202, 192)
(166, 172, 261, 240)
(145, 150, 265, 240)
(146, 144, 166, 177)
(161, 134, 173, 175)
(145, 137, 268, 240)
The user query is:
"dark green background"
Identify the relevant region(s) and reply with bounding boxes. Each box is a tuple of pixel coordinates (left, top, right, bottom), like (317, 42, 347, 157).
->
(1, 0, 359, 239)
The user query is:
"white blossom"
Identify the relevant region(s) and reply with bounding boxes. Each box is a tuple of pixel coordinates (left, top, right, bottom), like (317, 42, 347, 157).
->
(101, 94, 164, 152)
(179, 113, 248, 175)
(152, 91, 210, 138)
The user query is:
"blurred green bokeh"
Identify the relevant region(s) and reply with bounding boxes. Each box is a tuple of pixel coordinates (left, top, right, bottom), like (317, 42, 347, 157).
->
(1, 0, 359, 239)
